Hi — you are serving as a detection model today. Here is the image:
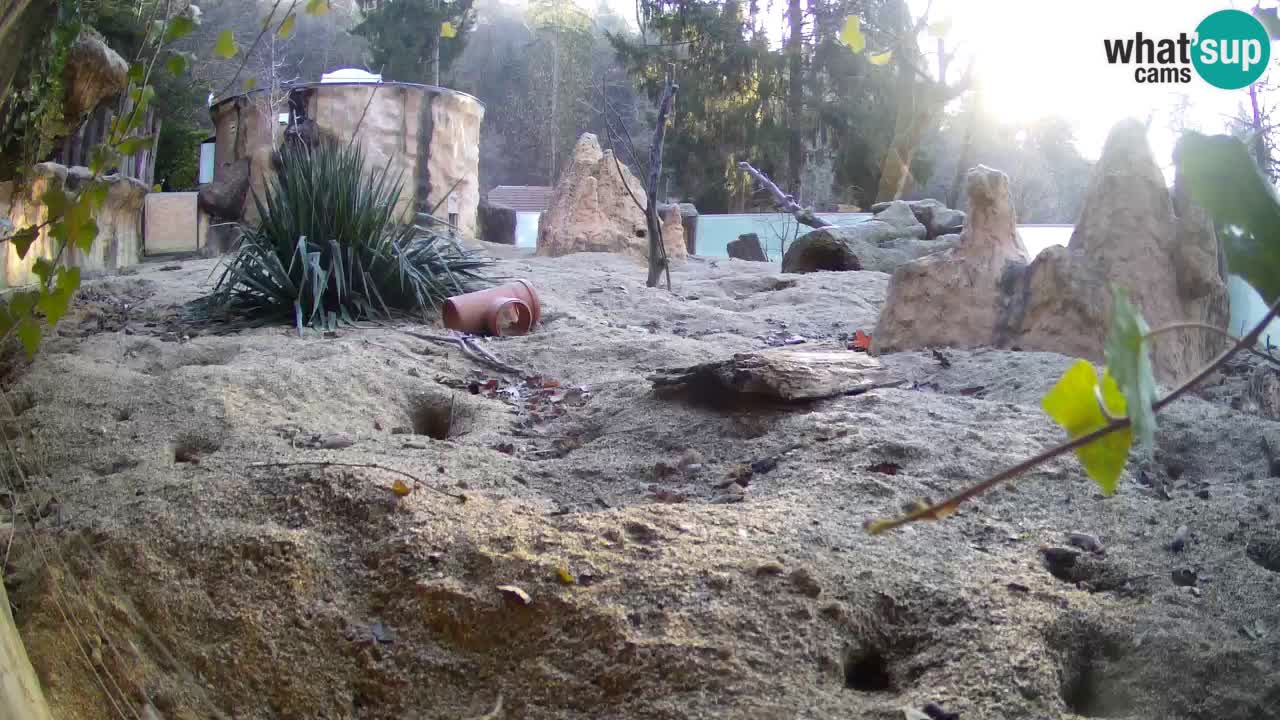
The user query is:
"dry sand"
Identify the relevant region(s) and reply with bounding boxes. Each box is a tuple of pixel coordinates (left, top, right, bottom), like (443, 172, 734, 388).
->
(5, 247, 1280, 720)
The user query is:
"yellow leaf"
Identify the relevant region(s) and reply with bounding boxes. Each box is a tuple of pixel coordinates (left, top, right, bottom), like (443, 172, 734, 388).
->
(214, 29, 238, 59)
(868, 50, 893, 66)
(305, 0, 330, 15)
(1041, 359, 1133, 495)
(278, 13, 297, 39)
(555, 565, 575, 585)
(244, 78, 257, 90)
(928, 18, 952, 37)
(391, 479, 411, 497)
(839, 15, 865, 53)
(440, 21, 457, 38)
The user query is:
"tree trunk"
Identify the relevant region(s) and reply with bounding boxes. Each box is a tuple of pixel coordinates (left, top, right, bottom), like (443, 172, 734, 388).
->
(785, 0, 804, 195)
(646, 71, 677, 288)
(1, 580, 53, 720)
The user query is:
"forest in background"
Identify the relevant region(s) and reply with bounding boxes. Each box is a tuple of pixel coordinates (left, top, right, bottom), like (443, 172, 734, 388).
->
(28, 0, 1279, 222)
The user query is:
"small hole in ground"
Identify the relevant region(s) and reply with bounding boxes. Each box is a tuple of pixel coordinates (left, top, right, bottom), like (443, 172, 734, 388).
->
(1246, 533, 1280, 573)
(173, 433, 222, 463)
(409, 394, 472, 440)
(843, 645, 893, 692)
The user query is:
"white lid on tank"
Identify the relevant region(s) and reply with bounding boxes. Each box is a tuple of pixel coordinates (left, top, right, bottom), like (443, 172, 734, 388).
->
(320, 68, 382, 84)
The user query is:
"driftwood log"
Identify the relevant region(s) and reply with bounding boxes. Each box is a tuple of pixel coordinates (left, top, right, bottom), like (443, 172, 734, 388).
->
(737, 162, 833, 230)
(650, 349, 896, 401)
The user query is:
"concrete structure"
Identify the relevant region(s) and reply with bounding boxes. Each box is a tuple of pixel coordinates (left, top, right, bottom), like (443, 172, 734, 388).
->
(205, 81, 484, 237)
(143, 192, 216, 255)
(0, 164, 146, 289)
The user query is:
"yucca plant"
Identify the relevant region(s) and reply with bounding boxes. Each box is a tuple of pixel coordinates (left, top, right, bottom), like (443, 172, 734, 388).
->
(209, 139, 492, 333)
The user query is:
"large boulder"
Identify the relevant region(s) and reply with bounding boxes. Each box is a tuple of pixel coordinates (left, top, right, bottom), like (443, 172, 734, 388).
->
(781, 221, 958, 274)
(536, 134, 687, 262)
(62, 29, 129, 124)
(870, 198, 965, 239)
(871, 200, 927, 239)
(727, 233, 767, 262)
(477, 201, 517, 245)
(872, 120, 1231, 384)
(872, 166, 1030, 352)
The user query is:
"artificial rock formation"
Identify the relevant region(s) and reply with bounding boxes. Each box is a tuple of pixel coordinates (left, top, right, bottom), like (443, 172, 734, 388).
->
(870, 198, 966, 239)
(781, 200, 955, 274)
(536, 134, 688, 262)
(208, 83, 484, 236)
(62, 29, 129, 124)
(873, 120, 1231, 384)
(0, 163, 147, 288)
(872, 166, 1029, 351)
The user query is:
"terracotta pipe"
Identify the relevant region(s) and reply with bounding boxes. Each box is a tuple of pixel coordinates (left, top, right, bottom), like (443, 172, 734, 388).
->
(444, 280, 541, 336)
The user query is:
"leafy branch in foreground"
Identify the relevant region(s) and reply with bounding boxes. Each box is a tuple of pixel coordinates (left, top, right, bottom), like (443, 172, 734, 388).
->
(867, 132, 1280, 535)
(207, 139, 492, 335)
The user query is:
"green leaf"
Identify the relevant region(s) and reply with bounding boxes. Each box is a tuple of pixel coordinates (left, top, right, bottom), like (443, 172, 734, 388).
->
(36, 267, 79, 327)
(839, 15, 866, 53)
(244, 77, 258, 90)
(1177, 132, 1280, 307)
(128, 63, 146, 84)
(63, 194, 99, 253)
(278, 13, 297, 39)
(11, 227, 37, 259)
(164, 14, 197, 43)
(31, 257, 55, 286)
(117, 136, 153, 156)
(41, 187, 69, 218)
(214, 29, 238, 59)
(166, 52, 188, 76)
(1041, 359, 1133, 495)
(17, 318, 41, 358)
(1105, 288, 1157, 450)
(305, 0, 330, 15)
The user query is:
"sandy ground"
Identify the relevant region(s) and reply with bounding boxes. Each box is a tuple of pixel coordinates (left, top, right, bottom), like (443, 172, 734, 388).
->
(4, 246, 1280, 720)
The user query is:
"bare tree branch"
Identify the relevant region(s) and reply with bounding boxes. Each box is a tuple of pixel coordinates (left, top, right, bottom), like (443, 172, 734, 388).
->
(737, 161, 832, 229)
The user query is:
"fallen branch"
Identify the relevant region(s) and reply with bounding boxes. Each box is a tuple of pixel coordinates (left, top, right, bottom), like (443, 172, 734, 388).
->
(737, 161, 833, 230)
(395, 329, 527, 376)
(248, 461, 468, 503)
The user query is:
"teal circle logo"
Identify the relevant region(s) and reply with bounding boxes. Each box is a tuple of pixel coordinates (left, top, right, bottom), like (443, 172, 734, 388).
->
(1193, 9, 1271, 89)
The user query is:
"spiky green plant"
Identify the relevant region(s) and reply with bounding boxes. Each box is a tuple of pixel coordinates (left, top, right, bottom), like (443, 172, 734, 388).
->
(209, 139, 491, 333)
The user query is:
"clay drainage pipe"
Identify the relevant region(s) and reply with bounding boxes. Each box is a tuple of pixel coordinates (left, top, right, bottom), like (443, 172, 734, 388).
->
(443, 280, 541, 336)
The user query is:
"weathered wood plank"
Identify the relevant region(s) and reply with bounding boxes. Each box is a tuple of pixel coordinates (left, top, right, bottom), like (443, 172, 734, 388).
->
(650, 348, 891, 401)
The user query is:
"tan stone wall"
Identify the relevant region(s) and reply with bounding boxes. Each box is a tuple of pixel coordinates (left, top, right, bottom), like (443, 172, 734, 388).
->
(208, 83, 484, 239)
(144, 192, 200, 254)
(0, 164, 146, 289)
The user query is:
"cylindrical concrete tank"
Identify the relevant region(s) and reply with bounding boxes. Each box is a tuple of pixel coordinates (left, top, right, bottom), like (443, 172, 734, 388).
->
(205, 82, 484, 239)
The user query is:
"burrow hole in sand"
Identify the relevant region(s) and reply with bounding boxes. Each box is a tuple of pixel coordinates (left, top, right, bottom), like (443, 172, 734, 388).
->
(1049, 614, 1133, 717)
(842, 644, 894, 692)
(173, 432, 223, 463)
(408, 393, 475, 440)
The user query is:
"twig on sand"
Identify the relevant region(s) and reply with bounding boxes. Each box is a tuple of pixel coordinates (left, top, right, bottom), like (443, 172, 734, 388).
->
(248, 461, 468, 503)
(395, 329, 527, 376)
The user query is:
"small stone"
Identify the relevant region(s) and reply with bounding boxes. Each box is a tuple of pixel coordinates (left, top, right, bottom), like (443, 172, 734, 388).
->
(1067, 532, 1104, 554)
(391, 426, 413, 435)
(370, 621, 396, 644)
(755, 562, 785, 577)
(788, 567, 822, 598)
(1196, 488, 1211, 500)
(1171, 568, 1198, 587)
(818, 602, 847, 621)
(1170, 525, 1190, 553)
(587, 286, 605, 294)
(320, 432, 356, 449)
(403, 441, 428, 450)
